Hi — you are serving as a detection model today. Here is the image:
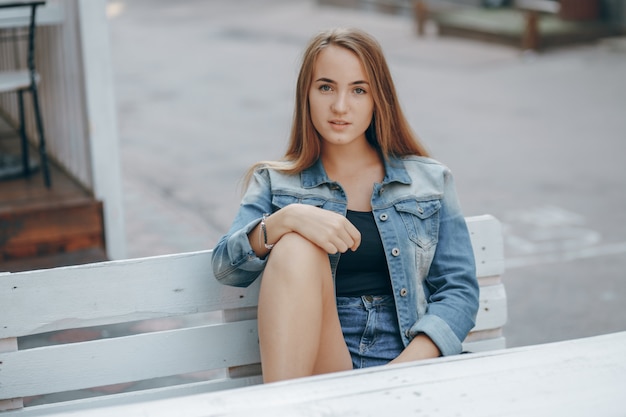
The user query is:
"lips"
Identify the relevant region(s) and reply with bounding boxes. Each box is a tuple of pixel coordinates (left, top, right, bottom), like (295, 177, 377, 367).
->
(329, 119, 350, 129)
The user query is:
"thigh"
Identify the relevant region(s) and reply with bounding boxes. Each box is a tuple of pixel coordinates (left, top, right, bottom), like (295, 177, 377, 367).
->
(259, 232, 352, 379)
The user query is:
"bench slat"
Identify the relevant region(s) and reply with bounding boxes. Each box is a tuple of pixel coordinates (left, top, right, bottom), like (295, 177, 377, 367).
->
(0, 251, 260, 339)
(0, 321, 260, 399)
(463, 336, 506, 352)
(0, 376, 263, 417)
(514, 0, 560, 14)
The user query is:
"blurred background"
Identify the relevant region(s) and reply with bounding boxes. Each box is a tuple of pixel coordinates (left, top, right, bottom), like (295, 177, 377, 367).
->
(1, 0, 625, 349)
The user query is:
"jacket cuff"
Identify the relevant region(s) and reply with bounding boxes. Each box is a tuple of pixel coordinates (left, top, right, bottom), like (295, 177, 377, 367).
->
(409, 314, 463, 356)
(225, 218, 267, 271)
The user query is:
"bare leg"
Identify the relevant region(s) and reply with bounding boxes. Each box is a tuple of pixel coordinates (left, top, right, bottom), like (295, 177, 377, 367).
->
(258, 232, 352, 383)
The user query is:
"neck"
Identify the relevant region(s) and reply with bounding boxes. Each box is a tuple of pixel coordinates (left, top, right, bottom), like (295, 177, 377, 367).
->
(321, 140, 382, 179)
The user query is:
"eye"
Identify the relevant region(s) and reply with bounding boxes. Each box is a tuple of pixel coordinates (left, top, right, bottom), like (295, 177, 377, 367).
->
(319, 84, 332, 92)
(354, 87, 367, 95)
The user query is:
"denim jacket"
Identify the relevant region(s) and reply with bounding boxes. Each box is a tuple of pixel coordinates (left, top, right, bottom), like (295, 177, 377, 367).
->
(211, 155, 479, 356)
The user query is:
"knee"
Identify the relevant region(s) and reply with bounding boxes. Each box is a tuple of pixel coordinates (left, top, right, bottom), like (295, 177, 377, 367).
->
(269, 232, 326, 262)
(265, 232, 328, 274)
(261, 233, 334, 298)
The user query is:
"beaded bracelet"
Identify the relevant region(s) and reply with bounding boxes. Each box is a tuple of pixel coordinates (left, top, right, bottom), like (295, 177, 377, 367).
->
(260, 213, 274, 250)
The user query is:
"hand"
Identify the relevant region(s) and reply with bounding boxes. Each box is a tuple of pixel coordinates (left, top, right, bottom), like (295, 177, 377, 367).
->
(282, 204, 361, 254)
(388, 334, 441, 365)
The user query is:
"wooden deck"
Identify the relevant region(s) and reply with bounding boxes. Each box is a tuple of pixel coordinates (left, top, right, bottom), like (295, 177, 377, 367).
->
(0, 119, 107, 272)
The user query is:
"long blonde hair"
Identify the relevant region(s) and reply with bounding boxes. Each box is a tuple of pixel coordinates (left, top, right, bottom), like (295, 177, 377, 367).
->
(245, 27, 429, 184)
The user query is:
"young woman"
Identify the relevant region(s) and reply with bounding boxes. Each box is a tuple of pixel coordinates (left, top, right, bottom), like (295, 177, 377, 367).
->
(211, 28, 479, 383)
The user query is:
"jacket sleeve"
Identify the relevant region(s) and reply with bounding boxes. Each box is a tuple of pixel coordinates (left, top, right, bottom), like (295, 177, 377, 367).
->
(408, 168, 479, 355)
(211, 168, 273, 287)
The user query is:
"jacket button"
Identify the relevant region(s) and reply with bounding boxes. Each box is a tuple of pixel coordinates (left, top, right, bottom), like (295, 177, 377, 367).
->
(405, 329, 411, 338)
(379, 213, 388, 221)
(418, 206, 424, 214)
(391, 248, 400, 256)
(400, 288, 408, 297)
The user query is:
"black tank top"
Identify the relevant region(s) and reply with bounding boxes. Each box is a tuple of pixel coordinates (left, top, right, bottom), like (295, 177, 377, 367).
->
(335, 210, 392, 296)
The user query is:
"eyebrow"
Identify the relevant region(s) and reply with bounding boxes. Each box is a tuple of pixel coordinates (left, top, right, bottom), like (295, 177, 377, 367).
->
(315, 77, 369, 85)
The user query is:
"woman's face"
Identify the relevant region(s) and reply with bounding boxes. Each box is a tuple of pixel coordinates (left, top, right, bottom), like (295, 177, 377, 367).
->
(308, 45, 374, 151)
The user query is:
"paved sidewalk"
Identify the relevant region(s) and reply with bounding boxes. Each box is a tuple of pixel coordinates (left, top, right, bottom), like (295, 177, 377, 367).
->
(107, 0, 626, 348)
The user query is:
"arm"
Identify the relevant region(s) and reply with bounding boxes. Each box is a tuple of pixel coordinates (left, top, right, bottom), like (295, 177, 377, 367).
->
(212, 168, 360, 287)
(249, 204, 361, 259)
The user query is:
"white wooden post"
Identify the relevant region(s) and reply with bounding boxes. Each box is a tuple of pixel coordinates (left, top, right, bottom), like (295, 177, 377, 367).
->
(0, 338, 22, 412)
(222, 307, 262, 379)
(76, 0, 126, 259)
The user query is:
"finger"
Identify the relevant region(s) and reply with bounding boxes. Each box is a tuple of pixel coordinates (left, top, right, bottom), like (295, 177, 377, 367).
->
(332, 238, 350, 254)
(323, 243, 339, 255)
(330, 225, 356, 253)
(343, 221, 361, 251)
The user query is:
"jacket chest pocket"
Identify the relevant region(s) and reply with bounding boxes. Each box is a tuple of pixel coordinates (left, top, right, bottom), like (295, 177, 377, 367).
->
(394, 199, 441, 249)
(272, 195, 328, 211)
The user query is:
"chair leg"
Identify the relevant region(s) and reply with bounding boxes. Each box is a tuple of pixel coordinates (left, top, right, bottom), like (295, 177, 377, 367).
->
(17, 90, 31, 177)
(30, 83, 51, 188)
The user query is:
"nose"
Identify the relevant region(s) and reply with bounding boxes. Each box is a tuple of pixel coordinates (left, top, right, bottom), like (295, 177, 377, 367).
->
(331, 91, 348, 114)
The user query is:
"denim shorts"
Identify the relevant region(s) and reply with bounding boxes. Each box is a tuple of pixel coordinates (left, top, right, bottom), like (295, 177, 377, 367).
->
(336, 295, 405, 369)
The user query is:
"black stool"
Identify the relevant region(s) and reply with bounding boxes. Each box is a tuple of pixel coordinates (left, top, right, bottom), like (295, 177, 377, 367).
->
(0, 1, 51, 187)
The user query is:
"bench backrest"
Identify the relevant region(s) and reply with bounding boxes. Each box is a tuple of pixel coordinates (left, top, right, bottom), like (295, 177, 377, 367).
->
(0, 214, 506, 415)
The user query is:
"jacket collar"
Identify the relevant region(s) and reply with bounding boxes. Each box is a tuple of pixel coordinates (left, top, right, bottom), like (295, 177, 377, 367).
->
(300, 156, 412, 189)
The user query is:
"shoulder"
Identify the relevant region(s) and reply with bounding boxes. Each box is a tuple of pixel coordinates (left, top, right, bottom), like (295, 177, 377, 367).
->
(242, 163, 302, 204)
(250, 162, 302, 189)
(249, 161, 291, 179)
(397, 155, 447, 168)
(383, 155, 458, 200)
(396, 155, 452, 180)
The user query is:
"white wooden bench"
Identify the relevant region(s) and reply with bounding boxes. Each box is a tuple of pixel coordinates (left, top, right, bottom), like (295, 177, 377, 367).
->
(0, 214, 506, 416)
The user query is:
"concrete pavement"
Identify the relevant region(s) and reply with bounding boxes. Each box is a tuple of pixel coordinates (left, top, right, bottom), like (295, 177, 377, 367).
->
(107, 0, 626, 348)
